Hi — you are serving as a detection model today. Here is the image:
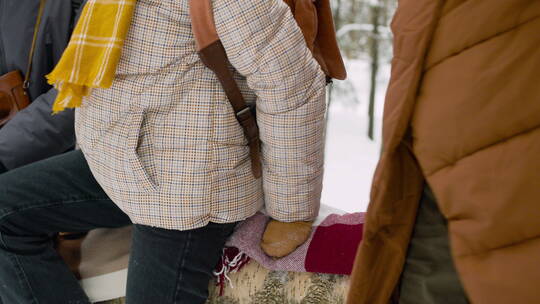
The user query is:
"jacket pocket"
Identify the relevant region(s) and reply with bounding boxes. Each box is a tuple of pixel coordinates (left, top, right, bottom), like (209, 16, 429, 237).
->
(125, 110, 158, 192)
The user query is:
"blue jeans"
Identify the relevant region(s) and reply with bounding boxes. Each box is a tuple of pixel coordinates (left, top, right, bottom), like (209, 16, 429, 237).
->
(0, 150, 236, 303)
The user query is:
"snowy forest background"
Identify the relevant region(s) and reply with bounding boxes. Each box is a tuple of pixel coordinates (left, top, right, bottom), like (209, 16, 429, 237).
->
(322, 0, 396, 212)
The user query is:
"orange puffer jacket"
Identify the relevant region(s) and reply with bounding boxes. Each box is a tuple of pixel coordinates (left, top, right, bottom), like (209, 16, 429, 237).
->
(347, 1, 540, 303)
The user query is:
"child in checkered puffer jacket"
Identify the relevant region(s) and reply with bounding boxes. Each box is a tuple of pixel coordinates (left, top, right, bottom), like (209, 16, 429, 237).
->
(0, 0, 328, 303)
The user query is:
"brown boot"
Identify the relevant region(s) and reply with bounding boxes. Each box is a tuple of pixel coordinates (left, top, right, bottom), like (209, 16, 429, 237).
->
(54, 232, 88, 280)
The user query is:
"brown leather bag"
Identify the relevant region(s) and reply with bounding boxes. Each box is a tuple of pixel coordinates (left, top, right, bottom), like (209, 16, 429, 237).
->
(0, 71, 30, 127)
(0, 0, 47, 128)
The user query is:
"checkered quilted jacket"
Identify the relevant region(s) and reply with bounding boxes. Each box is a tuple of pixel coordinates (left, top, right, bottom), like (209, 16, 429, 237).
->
(75, 0, 327, 230)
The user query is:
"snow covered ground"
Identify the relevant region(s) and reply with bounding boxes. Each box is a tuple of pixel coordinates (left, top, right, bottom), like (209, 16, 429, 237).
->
(322, 59, 390, 213)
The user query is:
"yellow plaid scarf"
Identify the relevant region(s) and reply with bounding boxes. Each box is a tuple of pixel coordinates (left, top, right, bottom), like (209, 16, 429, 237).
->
(46, 0, 136, 113)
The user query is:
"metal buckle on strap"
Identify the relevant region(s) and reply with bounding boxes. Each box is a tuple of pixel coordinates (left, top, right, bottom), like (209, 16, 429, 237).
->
(236, 107, 251, 117)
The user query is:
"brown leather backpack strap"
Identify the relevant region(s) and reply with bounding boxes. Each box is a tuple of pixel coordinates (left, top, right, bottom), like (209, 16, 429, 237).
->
(189, 0, 219, 51)
(189, 0, 262, 179)
(23, 0, 48, 90)
(198, 42, 262, 179)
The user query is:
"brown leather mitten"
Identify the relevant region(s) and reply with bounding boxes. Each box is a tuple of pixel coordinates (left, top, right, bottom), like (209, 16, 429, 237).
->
(260, 220, 313, 258)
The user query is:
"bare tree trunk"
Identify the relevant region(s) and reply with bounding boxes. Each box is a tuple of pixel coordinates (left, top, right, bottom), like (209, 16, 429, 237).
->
(333, 0, 343, 29)
(367, 2, 380, 140)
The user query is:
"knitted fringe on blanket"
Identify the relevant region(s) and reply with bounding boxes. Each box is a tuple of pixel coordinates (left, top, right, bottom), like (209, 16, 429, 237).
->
(213, 247, 251, 296)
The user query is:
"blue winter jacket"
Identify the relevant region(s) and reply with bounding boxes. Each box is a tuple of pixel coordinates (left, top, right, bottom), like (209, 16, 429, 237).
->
(0, 0, 85, 171)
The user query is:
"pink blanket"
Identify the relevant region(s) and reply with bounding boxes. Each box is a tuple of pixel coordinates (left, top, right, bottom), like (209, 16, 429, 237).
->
(213, 211, 365, 293)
